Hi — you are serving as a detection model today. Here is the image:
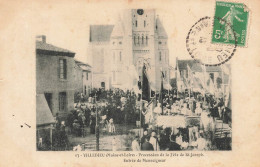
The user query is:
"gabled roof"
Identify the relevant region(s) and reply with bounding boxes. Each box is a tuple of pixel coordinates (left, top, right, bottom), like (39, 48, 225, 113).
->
(36, 41, 75, 57)
(178, 59, 222, 72)
(75, 59, 92, 71)
(156, 18, 168, 38)
(75, 59, 91, 67)
(177, 60, 194, 70)
(89, 25, 114, 42)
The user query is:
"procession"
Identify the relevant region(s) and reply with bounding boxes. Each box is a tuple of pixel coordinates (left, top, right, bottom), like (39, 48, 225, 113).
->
(36, 9, 232, 152)
(38, 77, 232, 151)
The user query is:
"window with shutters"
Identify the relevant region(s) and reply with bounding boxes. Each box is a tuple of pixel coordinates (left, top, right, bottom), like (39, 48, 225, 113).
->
(59, 59, 67, 79)
(59, 92, 67, 112)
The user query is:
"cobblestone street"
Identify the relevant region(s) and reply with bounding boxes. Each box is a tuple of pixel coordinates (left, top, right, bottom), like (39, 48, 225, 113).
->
(68, 124, 138, 151)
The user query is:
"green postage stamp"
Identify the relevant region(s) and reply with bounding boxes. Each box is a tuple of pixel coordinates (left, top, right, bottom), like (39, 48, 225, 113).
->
(212, 1, 249, 47)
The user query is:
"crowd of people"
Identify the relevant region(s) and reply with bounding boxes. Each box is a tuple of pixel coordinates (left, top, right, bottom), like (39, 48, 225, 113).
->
(67, 89, 141, 137)
(45, 87, 231, 151)
(130, 90, 232, 151)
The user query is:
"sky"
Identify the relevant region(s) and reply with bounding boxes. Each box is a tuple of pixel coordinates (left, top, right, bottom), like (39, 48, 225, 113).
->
(30, 0, 215, 67)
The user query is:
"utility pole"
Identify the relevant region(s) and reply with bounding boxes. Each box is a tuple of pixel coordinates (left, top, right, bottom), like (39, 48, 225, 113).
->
(94, 93, 99, 151)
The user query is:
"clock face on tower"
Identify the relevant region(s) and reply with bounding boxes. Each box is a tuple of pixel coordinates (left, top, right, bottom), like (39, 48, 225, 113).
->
(137, 9, 144, 15)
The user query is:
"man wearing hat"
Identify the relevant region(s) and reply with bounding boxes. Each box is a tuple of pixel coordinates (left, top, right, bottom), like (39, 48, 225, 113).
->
(141, 137, 154, 151)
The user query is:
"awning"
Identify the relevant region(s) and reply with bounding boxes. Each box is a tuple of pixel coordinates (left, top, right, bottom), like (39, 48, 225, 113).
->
(36, 94, 55, 126)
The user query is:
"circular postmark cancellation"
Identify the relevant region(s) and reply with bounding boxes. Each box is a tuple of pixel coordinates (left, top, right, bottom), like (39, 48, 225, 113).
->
(186, 16, 237, 66)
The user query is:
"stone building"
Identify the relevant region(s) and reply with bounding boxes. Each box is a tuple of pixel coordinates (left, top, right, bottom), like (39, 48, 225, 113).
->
(36, 36, 75, 118)
(89, 9, 170, 91)
(74, 60, 92, 98)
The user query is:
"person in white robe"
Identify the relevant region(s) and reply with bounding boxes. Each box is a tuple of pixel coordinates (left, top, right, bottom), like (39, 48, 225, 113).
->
(195, 102, 203, 115)
(154, 103, 162, 114)
(181, 103, 192, 115)
(149, 132, 160, 151)
(131, 136, 141, 151)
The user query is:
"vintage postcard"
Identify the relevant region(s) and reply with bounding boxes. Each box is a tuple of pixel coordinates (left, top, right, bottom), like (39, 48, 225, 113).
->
(0, 0, 260, 167)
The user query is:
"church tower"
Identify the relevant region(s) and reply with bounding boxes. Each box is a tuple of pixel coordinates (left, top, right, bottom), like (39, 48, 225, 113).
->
(130, 9, 169, 91)
(110, 16, 125, 88)
(89, 9, 170, 91)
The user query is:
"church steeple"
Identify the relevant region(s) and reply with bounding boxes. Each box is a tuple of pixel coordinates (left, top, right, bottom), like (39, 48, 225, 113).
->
(156, 17, 168, 38)
(111, 14, 124, 38)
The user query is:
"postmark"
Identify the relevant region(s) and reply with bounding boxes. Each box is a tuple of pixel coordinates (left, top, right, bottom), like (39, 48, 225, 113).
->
(212, 1, 249, 47)
(186, 16, 237, 66)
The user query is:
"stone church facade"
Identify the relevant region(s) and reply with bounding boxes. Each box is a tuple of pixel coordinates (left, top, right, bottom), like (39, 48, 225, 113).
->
(89, 9, 170, 92)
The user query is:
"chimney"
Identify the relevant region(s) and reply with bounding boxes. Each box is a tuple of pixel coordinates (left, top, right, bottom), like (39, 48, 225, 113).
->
(42, 35, 46, 43)
(36, 35, 46, 43)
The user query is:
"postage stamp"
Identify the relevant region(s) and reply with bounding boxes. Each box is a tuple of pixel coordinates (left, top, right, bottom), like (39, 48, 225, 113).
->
(186, 16, 236, 66)
(212, 1, 249, 47)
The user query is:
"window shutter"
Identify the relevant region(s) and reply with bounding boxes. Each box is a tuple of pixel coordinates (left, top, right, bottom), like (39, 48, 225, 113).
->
(64, 59, 67, 79)
(58, 58, 60, 79)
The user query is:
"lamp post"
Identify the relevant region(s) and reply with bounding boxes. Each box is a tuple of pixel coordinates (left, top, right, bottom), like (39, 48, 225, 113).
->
(94, 93, 99, 151)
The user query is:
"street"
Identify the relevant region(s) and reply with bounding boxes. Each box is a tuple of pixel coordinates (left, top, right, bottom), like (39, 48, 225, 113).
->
(68, 124, 138, 151)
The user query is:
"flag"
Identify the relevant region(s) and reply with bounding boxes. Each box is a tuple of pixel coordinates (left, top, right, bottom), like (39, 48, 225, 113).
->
(177, 64, 185, 92)
(187, 64, 194, 88)
(142, 65, 150, 101)
(208, 77, 218, 95)
(200, 64, 210, 93)
(224, 70, 231, 108)
(159, 71, 164, 114)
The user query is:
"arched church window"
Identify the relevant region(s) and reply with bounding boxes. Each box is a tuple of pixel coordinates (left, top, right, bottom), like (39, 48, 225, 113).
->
(146, 36, 148, 45)
(134, 36, 136, 45)
(159, 52, 162, 61)
(138, 36, 140, 45)
(144, 20, 146, 27)
(142, 36, 144, 44)
(135, 20, 138, 27)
